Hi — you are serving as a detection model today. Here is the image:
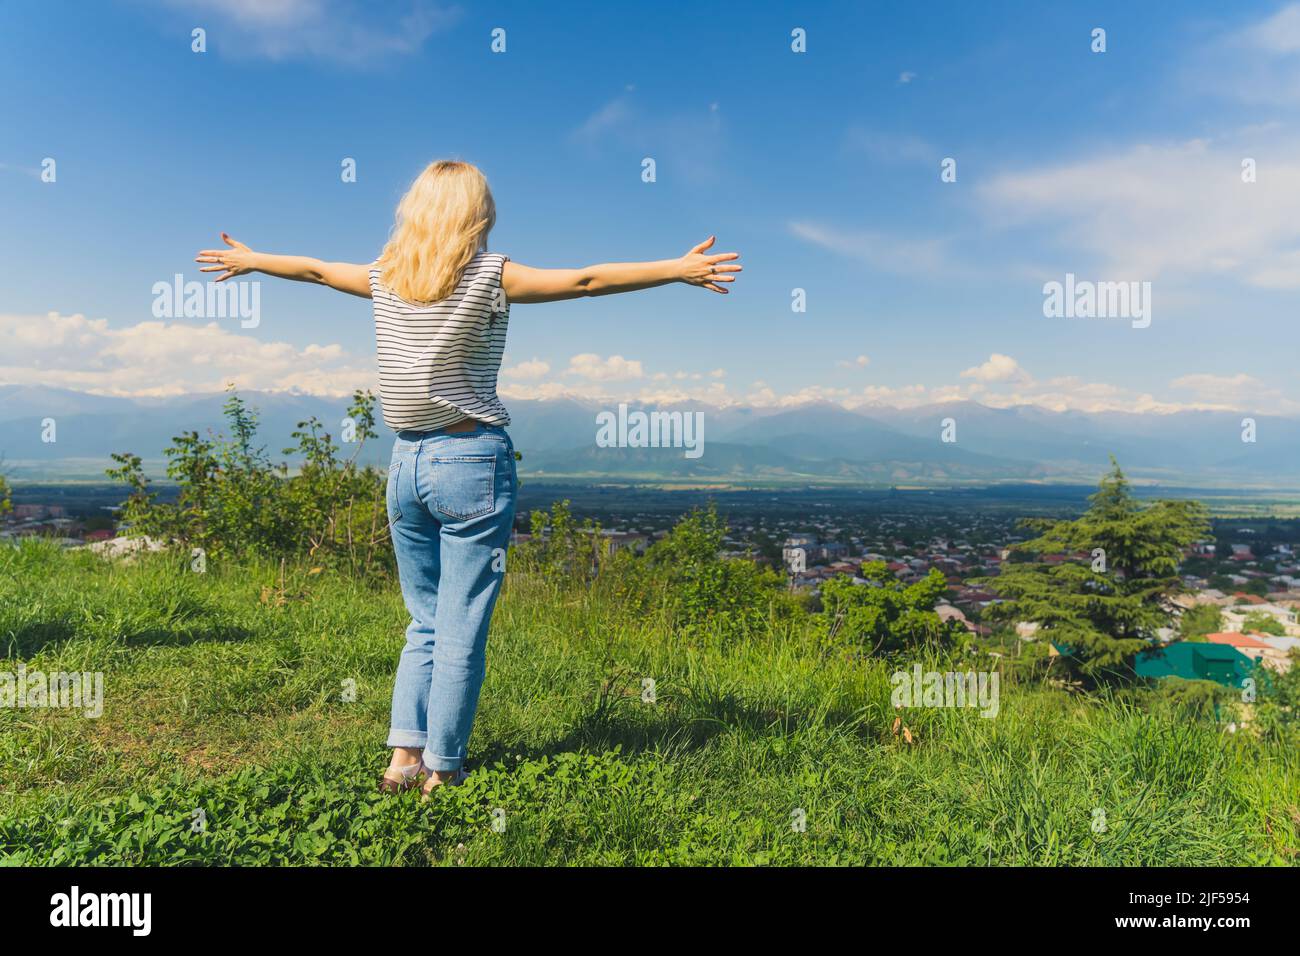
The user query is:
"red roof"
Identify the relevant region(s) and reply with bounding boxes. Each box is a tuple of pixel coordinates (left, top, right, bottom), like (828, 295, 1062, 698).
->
(1232, 593, 1266, 604)
(1205, 632, 1275, 650)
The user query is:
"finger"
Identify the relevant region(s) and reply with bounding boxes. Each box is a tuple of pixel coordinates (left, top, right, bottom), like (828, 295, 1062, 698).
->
(710, 263, 743, 273)
(707, 252, 740, 263)
(705, 274, 735, 283)
(214, 271, 235, 282)
(198, 265, 227, 273)
(688, 235, 716, 255)
(221, 232, 248, 250)
(703, 282, 726, 294)
(197, 251, 225, 258)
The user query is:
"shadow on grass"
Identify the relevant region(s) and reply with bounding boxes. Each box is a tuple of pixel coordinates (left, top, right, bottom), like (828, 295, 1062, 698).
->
(473, 689, 874, 769)
(4, 620, 79, 659)
(6, 619, 254, 657)
(120, 622, 254, 649)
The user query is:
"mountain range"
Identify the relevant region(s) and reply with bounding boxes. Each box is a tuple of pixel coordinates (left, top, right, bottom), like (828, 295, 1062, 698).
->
(1, 384, 1296, 489)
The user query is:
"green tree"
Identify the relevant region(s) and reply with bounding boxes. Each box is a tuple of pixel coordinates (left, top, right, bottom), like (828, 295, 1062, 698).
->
(631, 503, 786, 642)
(817, 563, 966, 654)
(107, 387, 391, 574)
(1255, 650, 1300, 745)
(1178, 604, 1222, 642)
(751, 526, 784, 569)
(976, 459, 1209, 680)
(518, 499, 602, 581)
(1242, 578, 1269, 597)
(1208, 573, 1235, 592)
(1241, 611, 1285, 637)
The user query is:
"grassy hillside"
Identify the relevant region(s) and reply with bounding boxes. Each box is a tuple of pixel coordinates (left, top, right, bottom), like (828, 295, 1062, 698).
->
(1, 540, 1296, 866)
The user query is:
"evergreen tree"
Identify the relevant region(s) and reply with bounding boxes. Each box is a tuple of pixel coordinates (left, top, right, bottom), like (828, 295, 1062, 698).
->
(976, 458, 1208, 679)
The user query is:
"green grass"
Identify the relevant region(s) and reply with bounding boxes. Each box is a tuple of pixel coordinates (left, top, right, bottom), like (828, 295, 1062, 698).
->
(1, 540, 1296, 866)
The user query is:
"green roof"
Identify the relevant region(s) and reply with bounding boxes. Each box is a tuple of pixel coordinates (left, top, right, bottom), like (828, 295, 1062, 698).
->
(1136, 641, 1256, 687)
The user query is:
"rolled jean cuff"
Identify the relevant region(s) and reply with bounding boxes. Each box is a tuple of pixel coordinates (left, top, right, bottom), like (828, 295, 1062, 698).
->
(422, 748, 463, 772)
(387, 729, 427, 748)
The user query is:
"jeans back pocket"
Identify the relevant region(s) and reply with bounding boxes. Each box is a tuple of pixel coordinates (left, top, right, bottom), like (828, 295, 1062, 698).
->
(432, 454, 496, 520)
(386, 460, 403, 525)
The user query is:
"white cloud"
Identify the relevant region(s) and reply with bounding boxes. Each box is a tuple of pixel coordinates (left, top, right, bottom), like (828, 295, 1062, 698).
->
(837, 354, 870, 369)
(897, 71, 916, 85)
(499, 377, 731, 407)
(0, 163, 42, 180)
(1240, 3, 1300, 54)
(564, 353, 644, 381)
(1169, 372, 1297, 412)
(569, 95, 725, 182)
(152, 0, 458, 65)
(572, 98, 632, 143)
(789, 221, 955, 277)
(501, 365, 1293, 415)
(843, 127, 933, 164)
(1170, 372, 1259, 397)
(8, 314, 1294, 417)
(975, 5, 1300, 289)
(500, 358, 550, 380)
(979, 136, 1300, 288)
(960, 352, 1029, 384)
(0, 312, 375, 397)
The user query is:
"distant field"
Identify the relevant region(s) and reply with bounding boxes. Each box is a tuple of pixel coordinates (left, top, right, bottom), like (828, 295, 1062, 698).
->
(1, 542, 1296, 865)
(11, 478, 1300, 523)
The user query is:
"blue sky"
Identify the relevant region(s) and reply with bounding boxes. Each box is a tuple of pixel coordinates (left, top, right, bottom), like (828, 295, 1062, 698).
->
(3, 0, 1299, 415)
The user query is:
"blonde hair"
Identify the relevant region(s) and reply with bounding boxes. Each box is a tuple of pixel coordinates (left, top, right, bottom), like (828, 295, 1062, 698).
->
(376, 160, 496, 303)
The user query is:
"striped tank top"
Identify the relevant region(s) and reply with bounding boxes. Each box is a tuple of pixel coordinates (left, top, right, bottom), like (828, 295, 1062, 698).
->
(368, 251, 511, 432)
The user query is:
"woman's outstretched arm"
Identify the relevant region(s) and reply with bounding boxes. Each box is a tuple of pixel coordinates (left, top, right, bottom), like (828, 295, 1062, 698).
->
(502, 236, 741, 304)
(195, 233, 372, 299)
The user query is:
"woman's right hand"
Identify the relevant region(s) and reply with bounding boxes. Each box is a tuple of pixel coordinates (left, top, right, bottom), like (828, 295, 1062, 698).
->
(677, 236, 742, 294)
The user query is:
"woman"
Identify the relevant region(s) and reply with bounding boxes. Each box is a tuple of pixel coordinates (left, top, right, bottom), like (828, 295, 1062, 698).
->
(196, 160, 741, 797)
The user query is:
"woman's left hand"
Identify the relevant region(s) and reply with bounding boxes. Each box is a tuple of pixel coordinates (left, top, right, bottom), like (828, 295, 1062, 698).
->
(196, 233, 258, 282)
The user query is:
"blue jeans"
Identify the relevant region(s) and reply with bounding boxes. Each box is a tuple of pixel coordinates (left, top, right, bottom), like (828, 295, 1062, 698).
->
(385, 424, 517, 771)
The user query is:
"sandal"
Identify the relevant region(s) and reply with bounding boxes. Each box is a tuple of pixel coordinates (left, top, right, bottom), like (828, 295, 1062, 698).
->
(419, 765, 470, 801)
(378, 761, 426, 794)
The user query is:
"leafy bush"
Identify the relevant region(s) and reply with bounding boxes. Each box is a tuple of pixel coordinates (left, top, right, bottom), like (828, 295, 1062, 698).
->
(816, 564, 967, 655)
(107, 388, 393, 577)
(1241, 611, 1285, 637)
(1253, 651, 1300, 745)
(1178, 603, 1222, 641)
(513, 500, 603, 583)
(616, 504, 791, 643)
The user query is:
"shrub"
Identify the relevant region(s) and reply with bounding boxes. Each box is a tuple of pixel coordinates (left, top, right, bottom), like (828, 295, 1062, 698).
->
(615, 503, 790, 643)
(816, 564, 967, 655)
(107, 388, 393, 577)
